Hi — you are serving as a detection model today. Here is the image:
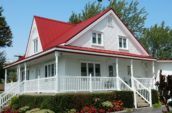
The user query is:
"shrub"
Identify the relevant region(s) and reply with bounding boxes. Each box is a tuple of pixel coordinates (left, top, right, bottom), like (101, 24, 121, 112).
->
(101, 101, 113, 109)
(80, 106, 97, 113)
(25, 108, 40, 113)
(11, 91, 133, 112)
(18, 106, 30, 113)
(112, 100, 124, 111)
(66, 108, 77, 113)
(9, 96, 20, 109)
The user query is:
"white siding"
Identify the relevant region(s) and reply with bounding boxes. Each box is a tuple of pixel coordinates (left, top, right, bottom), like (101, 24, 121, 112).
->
(25, 19, 43, 57)
(155, 62, 172, 81)
(70, 15, 143, 55)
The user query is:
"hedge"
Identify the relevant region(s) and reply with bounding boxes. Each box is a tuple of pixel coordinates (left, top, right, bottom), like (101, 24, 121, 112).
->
(11, 91, 134, 113)
(152, 89, 159, 104)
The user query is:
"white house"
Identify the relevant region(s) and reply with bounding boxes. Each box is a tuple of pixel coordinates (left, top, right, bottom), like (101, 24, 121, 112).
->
(1, 8, 159, 109)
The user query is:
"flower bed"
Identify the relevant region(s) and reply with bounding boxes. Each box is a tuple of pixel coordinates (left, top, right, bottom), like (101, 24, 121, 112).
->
(7, 91, 133, 113)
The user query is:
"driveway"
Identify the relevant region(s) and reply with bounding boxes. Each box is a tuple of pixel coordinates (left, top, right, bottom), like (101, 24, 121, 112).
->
(132, 108, 162, 113)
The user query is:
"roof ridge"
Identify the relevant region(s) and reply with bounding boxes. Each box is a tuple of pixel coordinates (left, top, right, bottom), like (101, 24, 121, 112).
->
(34, 15, 75, 26)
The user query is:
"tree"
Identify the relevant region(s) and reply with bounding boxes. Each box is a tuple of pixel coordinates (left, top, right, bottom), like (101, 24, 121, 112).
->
(69, 0, 147, 38)
(69, 2, 102, 24)
(140, 22, 172, 59)
(0, 7, 13, 83)
(108, 0, 147, 38)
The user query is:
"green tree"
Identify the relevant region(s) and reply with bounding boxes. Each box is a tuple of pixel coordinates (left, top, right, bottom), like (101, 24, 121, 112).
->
(0, 7, 13, 83)
(140, 22, 172, 59)
(108, 0, 147, 38)
(69, 0, 147, 38)
(69, 2, 102, 24)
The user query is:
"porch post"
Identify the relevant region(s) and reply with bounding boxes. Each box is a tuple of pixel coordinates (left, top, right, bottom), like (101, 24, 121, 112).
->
(116, 58, 120, 90)
(55, 51, 59, 93)
(152, 61, 156, 89)
(89, 73, 92, 92)
(17, 65, 21, 94)
(130, 59, 134, 89)
(5, 69, 7, 91)
(24, 63, 27, 93)
(130, 59, 137, 108)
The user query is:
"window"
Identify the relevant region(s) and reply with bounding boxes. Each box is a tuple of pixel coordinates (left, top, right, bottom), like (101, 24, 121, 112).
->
(81, 62, 101, 76)
(95, 64, 101, 76)
(119, 36, 128, 49)
(27, 70, 30, 80)
(108, 65, 114, 77)
(33, 38, 38, 53)
(92, 32, 103, 45)
(108, 16, 113, 27)
(45, 63, 55, 77)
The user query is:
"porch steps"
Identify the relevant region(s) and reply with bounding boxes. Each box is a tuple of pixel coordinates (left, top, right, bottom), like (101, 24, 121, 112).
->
(136, 94, 149, 108)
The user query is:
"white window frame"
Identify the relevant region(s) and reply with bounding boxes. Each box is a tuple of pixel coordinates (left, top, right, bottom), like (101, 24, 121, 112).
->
(81, 61, 101, 77)
(118, 36, 128, 50)
(33, 38, 38, 53)
(107, 15, 113, 27)
(44, 62, 56, 77)
(92, 31, 104, 46)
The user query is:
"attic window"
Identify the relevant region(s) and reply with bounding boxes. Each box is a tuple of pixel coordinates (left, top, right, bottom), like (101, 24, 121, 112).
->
(92, 32, 103, 46)
(108, 16, 113, 27)
(33, 38, 38, 53)
(119, 36, 128, 49)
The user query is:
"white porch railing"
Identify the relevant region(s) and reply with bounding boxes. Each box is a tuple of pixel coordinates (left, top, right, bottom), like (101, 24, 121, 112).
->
(59, 76, 118, 92)
(0, 82, 24, 111)
(132, 77, 152, 106)
(25, 77, 56, 93)
(5, 82, 18, 91)
(136, 77, 154, 89)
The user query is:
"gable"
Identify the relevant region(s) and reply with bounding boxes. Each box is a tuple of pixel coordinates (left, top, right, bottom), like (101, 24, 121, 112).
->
(34, 16, 75, 51)
(66, 10, 149, 56)
(25, 19, 43, 57)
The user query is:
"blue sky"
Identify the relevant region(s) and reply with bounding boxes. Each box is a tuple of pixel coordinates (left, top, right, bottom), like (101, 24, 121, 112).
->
(1, 0, 172, 61)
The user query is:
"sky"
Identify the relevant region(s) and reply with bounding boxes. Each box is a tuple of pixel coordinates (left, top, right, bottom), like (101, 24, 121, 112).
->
(0, 0, 172, 61)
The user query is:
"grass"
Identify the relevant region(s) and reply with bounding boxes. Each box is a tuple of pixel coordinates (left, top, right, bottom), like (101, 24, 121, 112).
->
(153, 102, 162, 109)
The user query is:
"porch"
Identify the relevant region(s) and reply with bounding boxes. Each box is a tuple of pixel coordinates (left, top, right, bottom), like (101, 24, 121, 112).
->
(5, 51, 155, 93)
(2, 51, 156, 109)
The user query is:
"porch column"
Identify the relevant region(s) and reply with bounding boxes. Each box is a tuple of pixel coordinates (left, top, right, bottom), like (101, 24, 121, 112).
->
(5, 69, 7, 91)
(24, 63, 27, 93)
(152, 61, 156, 89)
(130, 59, 137, 108)
(55, 51, 59, 93)
(130, 59, 134, 88)
(116, 58, 120, 90)
(17, 65, 21, 93)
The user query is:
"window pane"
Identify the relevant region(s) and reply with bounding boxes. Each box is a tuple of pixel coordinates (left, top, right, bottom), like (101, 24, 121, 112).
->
(119, 37, 122, 48)
(95, 64, 101, 76)
(34, 39, 38, 53)
(109, 65, 114, 77)
(45, 66, 47, 77)
(52, 64, 54, 76)
(123, 38, 127, 48)
(98, 34, 102, 44)
(81, 63, 87, 76)
(92, 33, 96, 44)
(88, 63, 94, 76)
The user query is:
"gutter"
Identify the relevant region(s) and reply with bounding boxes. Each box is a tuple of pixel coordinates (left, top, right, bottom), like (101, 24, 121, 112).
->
(4, 47, 156, 69)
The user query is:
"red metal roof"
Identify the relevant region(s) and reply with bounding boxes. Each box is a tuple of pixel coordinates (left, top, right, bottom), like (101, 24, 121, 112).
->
(35, 16, 75, 51)
(35, 8, 111, 51)
(57, 45, 152, 59)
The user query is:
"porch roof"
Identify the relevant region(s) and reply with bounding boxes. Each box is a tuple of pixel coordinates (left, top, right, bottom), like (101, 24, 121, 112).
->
(4, 45, 155, 69)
